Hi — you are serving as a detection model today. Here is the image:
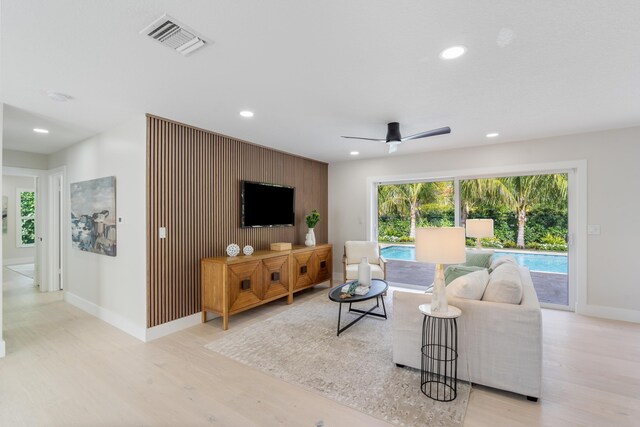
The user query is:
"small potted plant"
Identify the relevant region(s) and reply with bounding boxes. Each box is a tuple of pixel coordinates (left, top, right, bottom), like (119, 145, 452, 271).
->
(305, 209, 320, 246)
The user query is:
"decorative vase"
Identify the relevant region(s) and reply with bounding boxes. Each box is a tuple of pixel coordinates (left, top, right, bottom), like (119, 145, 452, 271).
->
(357, 257, 371, 286)
(305, 232, 314, 247)
(306, 228, 316, 246)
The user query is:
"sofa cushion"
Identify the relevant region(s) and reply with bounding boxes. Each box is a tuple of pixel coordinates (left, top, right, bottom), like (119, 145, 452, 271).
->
(482, 263, 523, 304)
(446, 269, 489, 300)
(444, 265, 486, 285)
(490, 254, 518, 271)
(463, 249, 494, 268)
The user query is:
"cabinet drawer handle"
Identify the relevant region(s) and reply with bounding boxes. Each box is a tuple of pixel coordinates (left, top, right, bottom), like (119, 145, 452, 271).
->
(300, 265, 307, 274)
(320, 260, 326, 269)
(271, 272, 280, 282)
(241, 279, 251, 290)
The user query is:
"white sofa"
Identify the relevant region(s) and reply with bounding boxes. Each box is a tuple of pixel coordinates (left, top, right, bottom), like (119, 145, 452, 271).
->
(392, 266, 542, 400)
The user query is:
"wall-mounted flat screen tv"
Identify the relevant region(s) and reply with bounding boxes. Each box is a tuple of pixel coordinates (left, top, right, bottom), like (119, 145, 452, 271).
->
(241, 181, 295, 227)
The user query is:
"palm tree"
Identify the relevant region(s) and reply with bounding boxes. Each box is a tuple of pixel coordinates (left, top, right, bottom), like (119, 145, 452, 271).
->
(379, 182, 448, 239)
(459, 179, 495, 227)
(471, 174, 568, 248)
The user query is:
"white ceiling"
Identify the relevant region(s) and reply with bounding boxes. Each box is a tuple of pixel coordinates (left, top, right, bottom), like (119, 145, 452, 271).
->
(2, 1, 640, 162)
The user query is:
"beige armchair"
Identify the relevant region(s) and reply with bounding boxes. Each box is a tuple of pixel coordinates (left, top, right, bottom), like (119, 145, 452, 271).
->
(342, 241, 387, 282)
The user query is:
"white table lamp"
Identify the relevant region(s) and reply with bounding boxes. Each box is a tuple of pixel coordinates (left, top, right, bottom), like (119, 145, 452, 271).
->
(465, 219, 494, 249)
(415, 227, 466, 313)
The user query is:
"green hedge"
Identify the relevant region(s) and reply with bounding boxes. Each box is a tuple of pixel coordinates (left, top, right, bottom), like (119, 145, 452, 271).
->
(379, 205, 567, 251)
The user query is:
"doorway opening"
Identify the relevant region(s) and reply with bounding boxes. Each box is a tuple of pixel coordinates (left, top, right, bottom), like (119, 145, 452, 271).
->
(3, 175, 38, 286)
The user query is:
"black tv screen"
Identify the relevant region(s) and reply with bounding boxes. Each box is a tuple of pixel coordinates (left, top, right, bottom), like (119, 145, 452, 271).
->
(241, 181, 295, 227)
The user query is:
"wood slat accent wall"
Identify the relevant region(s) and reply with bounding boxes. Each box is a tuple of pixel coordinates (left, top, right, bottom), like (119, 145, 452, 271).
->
(147, 115, 328, 327)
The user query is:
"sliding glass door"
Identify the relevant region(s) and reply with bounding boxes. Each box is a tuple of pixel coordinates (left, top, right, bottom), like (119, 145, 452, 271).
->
(376, 180, 454, 287)
(372, 170, 574, 310)
(459, 173, 570, 308)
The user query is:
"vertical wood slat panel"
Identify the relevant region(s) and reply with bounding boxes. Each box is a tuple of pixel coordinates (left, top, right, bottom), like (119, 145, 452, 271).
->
(146, 115, 329, 327)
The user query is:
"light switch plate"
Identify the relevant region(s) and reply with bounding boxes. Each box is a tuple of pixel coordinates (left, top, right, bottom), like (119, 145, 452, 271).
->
(159, 227, 167, 238)
(587, 224, 601, 235)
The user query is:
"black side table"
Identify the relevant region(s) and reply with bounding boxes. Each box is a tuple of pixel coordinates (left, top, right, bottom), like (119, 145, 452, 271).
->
(419, 304, 461, 402)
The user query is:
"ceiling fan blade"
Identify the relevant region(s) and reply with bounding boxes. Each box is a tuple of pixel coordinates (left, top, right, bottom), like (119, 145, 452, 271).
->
(388, 142, 399, 154)
(341, 136, 386, 142)
(401, 126, 451, 142)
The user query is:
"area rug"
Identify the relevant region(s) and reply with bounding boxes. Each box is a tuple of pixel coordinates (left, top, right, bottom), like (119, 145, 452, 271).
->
(7, 263, 35, 279)
(205, 289, 470, 426)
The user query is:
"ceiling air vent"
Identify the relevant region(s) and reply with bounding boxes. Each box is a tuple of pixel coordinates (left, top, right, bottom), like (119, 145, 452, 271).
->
(141, 14, 207, 56)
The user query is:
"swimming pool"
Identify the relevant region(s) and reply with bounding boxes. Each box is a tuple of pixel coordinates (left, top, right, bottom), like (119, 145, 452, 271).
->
(380, 245, 567, 273)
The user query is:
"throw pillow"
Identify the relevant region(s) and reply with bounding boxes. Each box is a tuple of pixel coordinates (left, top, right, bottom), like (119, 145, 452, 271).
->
(489, 255, 518, 271)
(446, 269, 489, 300)
(482, 263, 523, 304)
(444, 265, 486, 285)
(464, 249, 494, 268)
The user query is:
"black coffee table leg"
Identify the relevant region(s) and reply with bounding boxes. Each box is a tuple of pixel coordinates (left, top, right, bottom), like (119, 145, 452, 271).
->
(336, 296, 387, 336)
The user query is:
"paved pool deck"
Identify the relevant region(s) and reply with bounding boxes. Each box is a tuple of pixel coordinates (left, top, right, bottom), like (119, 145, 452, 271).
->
(385, 259, 568, 306)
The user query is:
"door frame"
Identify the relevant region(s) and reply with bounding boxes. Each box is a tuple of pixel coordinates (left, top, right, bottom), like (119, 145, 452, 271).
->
(3, 166, 66, 292)
(366, 160, 586, 313)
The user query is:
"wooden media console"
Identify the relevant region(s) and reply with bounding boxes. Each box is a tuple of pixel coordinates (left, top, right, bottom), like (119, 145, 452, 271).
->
(201, 244, 333, 330)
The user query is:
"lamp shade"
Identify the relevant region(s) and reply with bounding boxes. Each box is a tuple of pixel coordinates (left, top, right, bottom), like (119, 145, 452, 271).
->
(415, 227, 466, 264)
(465, 219, 494, 238)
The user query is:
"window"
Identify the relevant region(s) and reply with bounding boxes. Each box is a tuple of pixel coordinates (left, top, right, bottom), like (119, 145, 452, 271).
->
(17, 189, 36, 247)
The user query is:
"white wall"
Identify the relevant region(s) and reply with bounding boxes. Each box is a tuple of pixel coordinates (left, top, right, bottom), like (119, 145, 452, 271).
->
(1, 103, 6, 357)
(2, 175, 36, 265)
(329, 126, 640, 323)
(3, 149, 48, 170)
(48, 115, 147, 340)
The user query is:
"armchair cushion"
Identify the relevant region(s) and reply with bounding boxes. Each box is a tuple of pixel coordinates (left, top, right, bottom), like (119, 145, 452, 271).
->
(345, 263, 385, 280)
(345, 241, 381, 265)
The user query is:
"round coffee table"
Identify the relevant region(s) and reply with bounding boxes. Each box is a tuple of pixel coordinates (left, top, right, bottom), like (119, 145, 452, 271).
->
(328, 279, 388, 336)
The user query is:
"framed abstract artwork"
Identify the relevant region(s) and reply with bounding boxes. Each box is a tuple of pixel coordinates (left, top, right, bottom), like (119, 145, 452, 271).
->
(70, 176, 117, 256)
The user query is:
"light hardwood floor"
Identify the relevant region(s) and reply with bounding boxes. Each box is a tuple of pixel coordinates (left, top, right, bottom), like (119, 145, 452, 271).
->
(1, 268, 639, 426)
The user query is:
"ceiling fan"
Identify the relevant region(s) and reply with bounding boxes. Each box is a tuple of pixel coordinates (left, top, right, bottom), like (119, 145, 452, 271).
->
(342, 122, 451, 153)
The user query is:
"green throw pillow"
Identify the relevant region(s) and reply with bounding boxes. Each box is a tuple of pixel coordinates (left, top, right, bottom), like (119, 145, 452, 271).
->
(444, 265, 486, 285)
(463, 250, 494, 268)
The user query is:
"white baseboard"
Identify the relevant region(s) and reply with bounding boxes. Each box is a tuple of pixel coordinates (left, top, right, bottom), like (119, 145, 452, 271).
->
(3, 257, 35, 266)
(64, 292, 147, 341)
(0, 339, 5, 358)
(576, 303, 640, 324)
(145, 312, 202, 341)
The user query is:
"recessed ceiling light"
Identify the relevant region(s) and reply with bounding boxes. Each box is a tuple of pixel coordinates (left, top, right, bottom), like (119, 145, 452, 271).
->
(350, 151, 359, 156)
(486, 132, 499, 138)
(240, 111, 254, 118)
(439, 45, 466, 60)
(33, 128, 49, 134)
(46, 91, 73, 102)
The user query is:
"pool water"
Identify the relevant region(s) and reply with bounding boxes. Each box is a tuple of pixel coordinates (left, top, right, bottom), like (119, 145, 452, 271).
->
(380, 245, 567, 274)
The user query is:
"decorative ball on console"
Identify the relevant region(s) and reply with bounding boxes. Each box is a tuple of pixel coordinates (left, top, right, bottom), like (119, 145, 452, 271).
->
(243, 245, 254, 256)
(226, 243, 240, 257)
